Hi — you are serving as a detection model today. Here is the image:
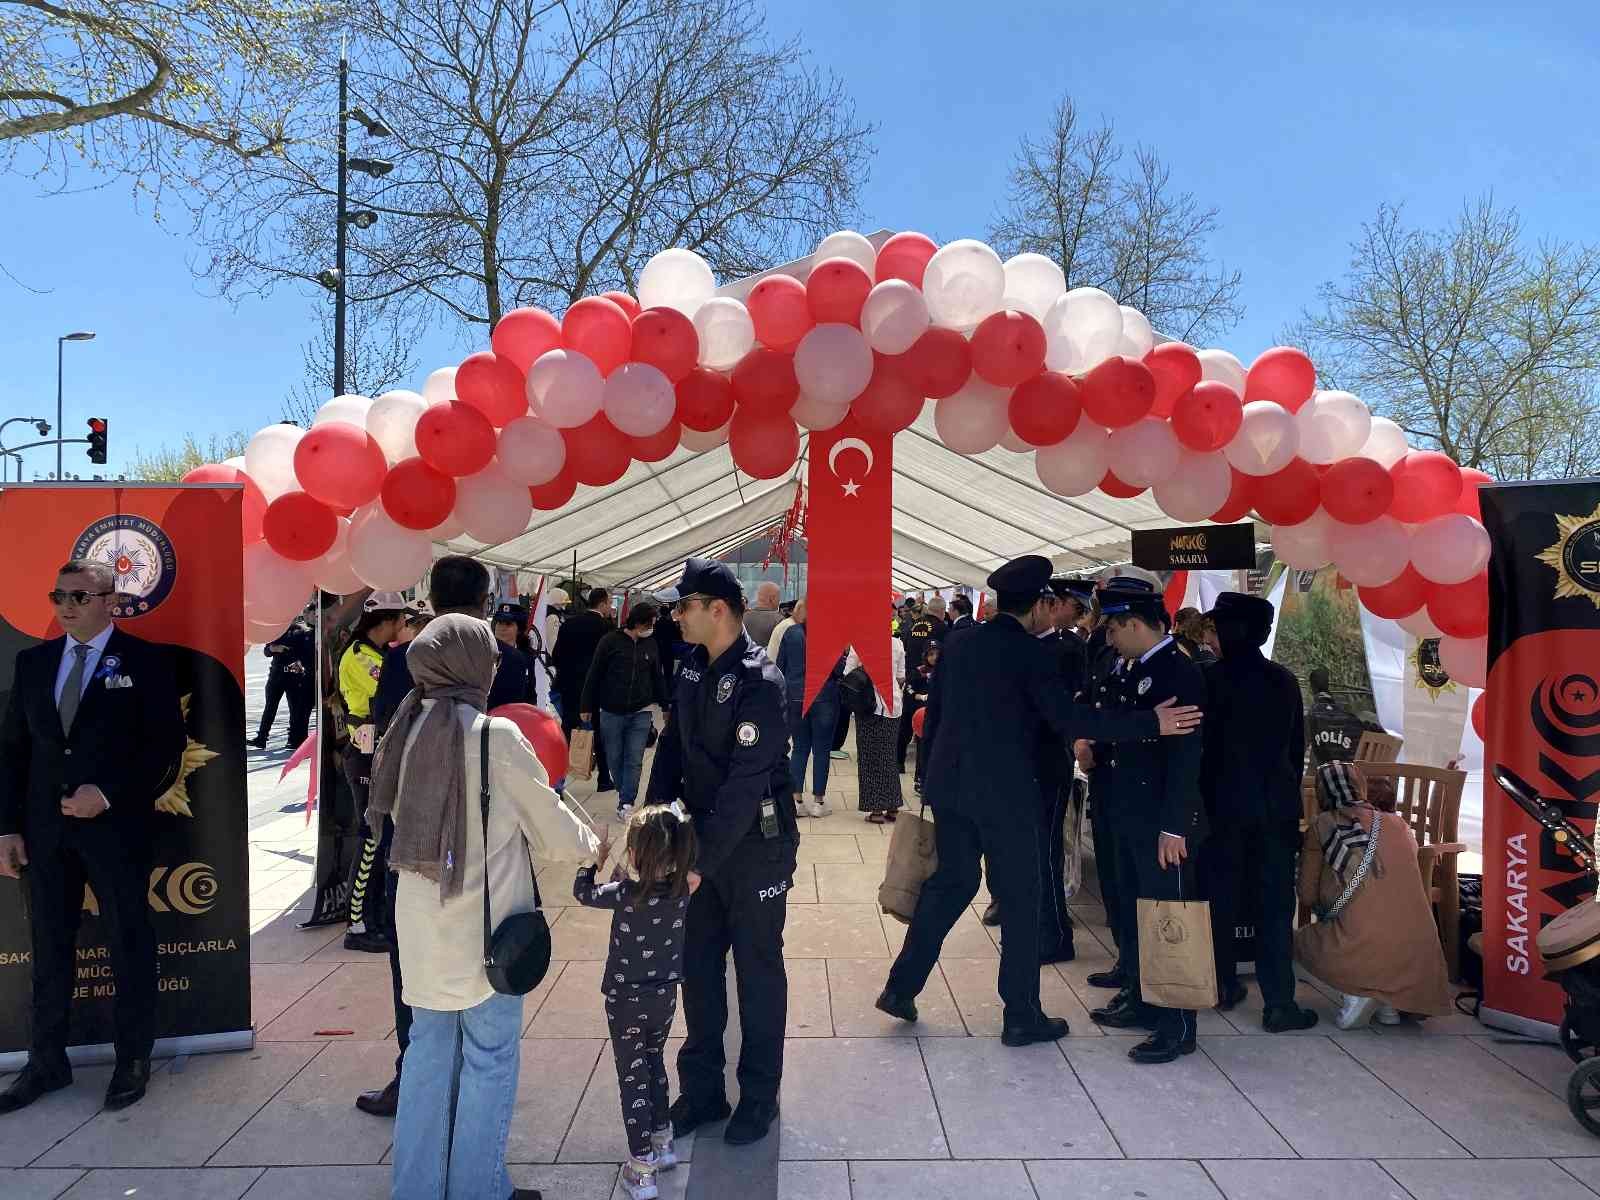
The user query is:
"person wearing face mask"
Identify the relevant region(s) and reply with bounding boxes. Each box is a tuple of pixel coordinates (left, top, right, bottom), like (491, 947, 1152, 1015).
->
(1199, 592, 1319, 1032)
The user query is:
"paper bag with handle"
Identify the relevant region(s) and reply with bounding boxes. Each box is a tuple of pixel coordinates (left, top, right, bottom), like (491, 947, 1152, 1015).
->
(1137, 897, 1219, 1011)
(878, 806, 938, 924)
(567, 725, 595, 781)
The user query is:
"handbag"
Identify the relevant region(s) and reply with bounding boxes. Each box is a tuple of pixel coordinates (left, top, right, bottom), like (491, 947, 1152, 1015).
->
(878, 803, 939, 924)
(839, 665, 877, 718)
(480, 721, 553, 995)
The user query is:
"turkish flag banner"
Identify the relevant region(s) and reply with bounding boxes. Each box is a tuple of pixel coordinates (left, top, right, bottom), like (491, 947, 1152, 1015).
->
(805, 413, 895, 711)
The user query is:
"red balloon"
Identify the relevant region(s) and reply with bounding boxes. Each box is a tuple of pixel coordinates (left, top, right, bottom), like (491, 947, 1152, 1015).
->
(630, 306, 699, 382)
(1455, 467, 1494, 521)
(562, 297, 632, 376)
(631, 417, 681, 463)
(293, 422, 388, 508)
(676, 366, 736, 431)
(1320, 456, 1395, 525)
(563, 414, 631, 486)
(731, 348, 800, 415)
(416, 401, 497, 477)
(1170, 381, 1243, 451)
(490, 307, 563, 374)
(1470, 692, 1486, 740)
(806, 257, 873, 326)
(1389, 451, 1463, 523)
(262, 491, 338, 561)
(875, 231, 938, 287)
(893, 327, 970, 399)
(455, 350, 528, 427)
(728, 409, 799, 479)
(1253, 458, 1321, 526)
(1426, 572, 1489, 639)
(490, 703, 569, 782)
(911, 706, 927, 737)
(1245, 346, 1316, 412)
(529, 465, 577, 511)
(601, 291, 641, 320)
(1099, 470, 1146, 499)
(1144, 343, 1203, 419)
(746, 275, 813, 351)
(1080, 357, 1156, 429)
(970, 310, 1046, 387)
(381, 456, 457, 530)
(1358, 565, 1428, 619)
(852, 361, 923, 434)
(182, 463, 267, 544)
(1211, 469, 1256, 523)
(1009, 372, 1081, 447)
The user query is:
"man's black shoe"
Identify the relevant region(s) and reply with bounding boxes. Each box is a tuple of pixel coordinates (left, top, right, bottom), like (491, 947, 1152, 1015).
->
(874, 988, 917, 1022)
(1216, 980, 1248, 1011)
(1262, 1003, 1320, 1033)
(1001, 1015, 1069, 1046)
(1086, 966, 1126, 989)
(980, 900, 1002, 927)
(0, 1063, 71, 1114)
(344, 929, 392, 954)
(723, 1098, 779, 1145)
(1090, 998, 1157, 1030)
(1038, 941, 1076, 965)
(669, 1093, 731, 1138)
(248, 736, 268, 750)
(355, 1074, 400, 1117)
(1128, 1033, 1195, 1064)
(104, 1058, 150, 1111)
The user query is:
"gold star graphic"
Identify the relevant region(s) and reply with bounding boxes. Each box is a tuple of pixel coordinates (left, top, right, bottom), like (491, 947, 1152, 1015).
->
(156, 693, 220, 818)
(1536, 502, 1600, 611)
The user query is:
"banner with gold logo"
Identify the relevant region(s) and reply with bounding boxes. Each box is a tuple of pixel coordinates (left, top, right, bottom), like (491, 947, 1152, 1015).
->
(0, 484, 250, 1063)
(1131, 523, 1255, 570)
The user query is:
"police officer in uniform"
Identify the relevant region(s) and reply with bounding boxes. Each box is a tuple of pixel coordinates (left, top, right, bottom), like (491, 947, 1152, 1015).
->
(1305, 666, 1381, 764)
(488, 601, 535, 709)
(1031, 578, 1092, 962)
(878, 557, 1201, 1046)
(646, 559, 797, 1147)
(1088, 584, 1209, 1063)
(251, 609, 314, 750)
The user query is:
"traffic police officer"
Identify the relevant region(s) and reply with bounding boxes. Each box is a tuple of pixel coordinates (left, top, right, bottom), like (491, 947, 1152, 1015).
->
(251, 608, 314, 750)
(646, 558, 797, 1147)
(878, 556, 1201, 1047)
(488, 601, 534, 709)
(1088, 584, 1209, 1063)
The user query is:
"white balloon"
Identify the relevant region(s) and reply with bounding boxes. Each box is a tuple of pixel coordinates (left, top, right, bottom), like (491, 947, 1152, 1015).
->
(527, 349, 603, 429)
(422, 366, 458, 406)
(1438, 635, 1488, 688)
(348, 504, 434, 590)
(454, 461, 532, 545)
(314, 517, 365, 595)
(1295, 389, 1372, 464)
(243, 541, 314, 620)
(1117, 306, 1156, 359)
(245, 615, 293, 646)
(1359, 415, 1410, 468)
(693, 297, 756, 370)
(427, 512, 466, 542)
(244, 424, 304, 502)
(497, 415, 567, 485)
(637, 248, 716, 316)
(813, 230, 876, 274)
(1410, 513, 1491, 585)
(921, 239, 1005, 331)
(602, 362, 676, 437)
(366, 389, 430, 464)
(222, 455, 246, 471)
(1154, 449, 1232, 522)
(1271, 509, 1336, 570)
(1397, 606, 1444, 640)
(933, 377, 1009, 453)
(315, 393, 372, 428)
(1043, 287, 1122, 372)
(1000, 253, 1066, 321)
(1197, 349, 1248, 396)
(860, 280, 931, 355)
(1035, 418, 1109, 497)
(1106, 418, 1181, 488)
(1329, 515, 1410, 587)
(1225, 401, 1299, 476)
(680, 421, 730, 452)
(794, 324, 873, 405)
(997, 426, 1034, 454)
(792, 392, 851, 432)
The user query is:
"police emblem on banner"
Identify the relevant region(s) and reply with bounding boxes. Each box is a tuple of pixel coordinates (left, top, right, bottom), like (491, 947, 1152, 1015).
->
(716, 673, 736, 703)
(72, 514, 178, 617)
(1537, 502, 1600, 611)
(1413, 638, 1455, 700)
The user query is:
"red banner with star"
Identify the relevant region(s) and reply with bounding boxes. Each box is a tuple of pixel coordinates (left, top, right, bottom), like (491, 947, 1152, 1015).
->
(804, 414, 895, 711)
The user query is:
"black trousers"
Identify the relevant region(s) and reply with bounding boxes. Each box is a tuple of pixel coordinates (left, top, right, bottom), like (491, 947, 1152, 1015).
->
(1113, 826, 1198, 1042)
(895, 699, 922, 771)
(380, 817, 411, 1074)
(888, 805, 1046, 1028)
(27, 829, 155, 1067)
(678, 837, 796, 1107)
(1087, 768, 1123, 957)
(607, 984, 677, 1158)
(341, 746, 389, 934)
(1038, 779, 1076, 956)
(256, 674, 312, 747)
(1207, 812, 1300, 1009)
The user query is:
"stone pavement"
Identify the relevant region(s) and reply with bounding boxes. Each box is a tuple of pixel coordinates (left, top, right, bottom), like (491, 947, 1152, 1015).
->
(1, 655, 1593, 1199)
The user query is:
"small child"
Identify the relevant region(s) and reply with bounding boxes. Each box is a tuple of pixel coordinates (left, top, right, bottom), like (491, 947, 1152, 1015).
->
(573, 804, 698, 1200)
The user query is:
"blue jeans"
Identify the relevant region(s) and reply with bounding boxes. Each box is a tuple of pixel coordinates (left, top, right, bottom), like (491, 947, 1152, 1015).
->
(392, 991, 523, 1200)
(788, 697, 838, 797)
(599, 709, 652, 806)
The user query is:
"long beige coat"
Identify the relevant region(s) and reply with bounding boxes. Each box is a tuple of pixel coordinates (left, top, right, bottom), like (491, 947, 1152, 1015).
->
(1293, 807, 1454, 1015)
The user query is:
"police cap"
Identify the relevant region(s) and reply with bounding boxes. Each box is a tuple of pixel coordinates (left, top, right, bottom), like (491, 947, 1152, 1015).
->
(657, 557, 744, 607)
(1103, 575, 1156, 593)
(987, 554, 1054, 599)
(492, 602, 527, 624)
(1099, 584, 1167, 625)
(1050, 577, 1096, 602)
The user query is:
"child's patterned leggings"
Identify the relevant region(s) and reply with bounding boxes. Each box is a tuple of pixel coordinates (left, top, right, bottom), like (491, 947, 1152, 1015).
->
(605, 984, 677, 1157)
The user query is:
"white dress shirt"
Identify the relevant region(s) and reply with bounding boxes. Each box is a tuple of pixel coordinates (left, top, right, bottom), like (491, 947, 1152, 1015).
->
(53, 623, 115, 708)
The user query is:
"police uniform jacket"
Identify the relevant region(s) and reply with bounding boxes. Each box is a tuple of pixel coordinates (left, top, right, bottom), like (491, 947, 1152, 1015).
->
(646, 632, 797, 877)
(1109, 636, 1208, 842)
(266, 622, 314, 683)
(1035, 629, 1089, 791)
(487, 641, 533, 711)
(1306, 692, 1375, 766)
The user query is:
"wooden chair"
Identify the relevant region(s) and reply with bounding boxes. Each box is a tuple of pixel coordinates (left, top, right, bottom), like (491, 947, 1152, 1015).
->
(1354, 730, 1403, 764)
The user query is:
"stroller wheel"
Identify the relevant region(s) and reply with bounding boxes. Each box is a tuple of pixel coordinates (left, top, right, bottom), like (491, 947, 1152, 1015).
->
(1569, 1059, 1600, 1137)
(1562, 1014, 1599, 1065)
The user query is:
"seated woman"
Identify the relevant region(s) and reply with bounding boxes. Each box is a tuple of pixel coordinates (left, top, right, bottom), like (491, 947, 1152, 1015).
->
(1294, 762, 1455, 1029)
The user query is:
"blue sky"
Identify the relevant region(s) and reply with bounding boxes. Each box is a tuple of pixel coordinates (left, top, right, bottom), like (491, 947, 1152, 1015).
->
(4, 1, 1595, 478)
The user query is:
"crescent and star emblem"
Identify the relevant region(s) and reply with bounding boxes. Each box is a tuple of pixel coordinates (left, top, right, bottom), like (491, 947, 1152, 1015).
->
(827, 437, 874, 499)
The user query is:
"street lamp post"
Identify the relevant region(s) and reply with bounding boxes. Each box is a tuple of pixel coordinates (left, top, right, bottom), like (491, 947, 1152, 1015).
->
(326, 51, 392, 400)
(57, 331, 95, 478)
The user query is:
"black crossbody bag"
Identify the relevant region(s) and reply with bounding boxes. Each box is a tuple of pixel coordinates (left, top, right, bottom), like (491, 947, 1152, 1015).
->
(480, 722, 553, 995)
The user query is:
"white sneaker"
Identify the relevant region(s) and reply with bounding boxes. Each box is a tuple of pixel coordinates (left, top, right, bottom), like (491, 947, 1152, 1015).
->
(1335, 994, 1379, 1030)
(651, 1127, 677, 1170)
(810, 795, 833, 818)
(1375, 1004, 1403, 1026)
(616, 802, 634, 823)
(622, 1153, 659, 1200)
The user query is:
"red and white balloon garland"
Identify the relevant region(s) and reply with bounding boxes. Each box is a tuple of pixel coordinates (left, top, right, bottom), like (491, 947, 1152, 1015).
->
(199, 229, 1493, 687)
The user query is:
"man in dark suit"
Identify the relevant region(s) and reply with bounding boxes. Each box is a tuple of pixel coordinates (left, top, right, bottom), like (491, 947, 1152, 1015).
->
(876, 557, 1201, 1046)
(0, 559, 185, 1113)
(945, 594, 976, 634)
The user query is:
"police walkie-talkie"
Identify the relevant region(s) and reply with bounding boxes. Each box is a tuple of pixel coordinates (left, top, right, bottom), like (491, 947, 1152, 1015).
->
(759, 797, 779, 839)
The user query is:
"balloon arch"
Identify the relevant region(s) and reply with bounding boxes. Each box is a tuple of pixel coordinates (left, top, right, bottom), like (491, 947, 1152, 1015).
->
(193, 230, 1492, 691)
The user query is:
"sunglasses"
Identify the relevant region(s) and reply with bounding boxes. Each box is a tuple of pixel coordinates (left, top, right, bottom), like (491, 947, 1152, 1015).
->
(671, 594, 714, 614)
(48, 589, 114, 607)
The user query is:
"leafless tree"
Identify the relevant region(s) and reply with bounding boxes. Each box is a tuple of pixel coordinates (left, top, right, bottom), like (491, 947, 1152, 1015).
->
(284, 296, 425, 424)
(988, 98, 1243, 344)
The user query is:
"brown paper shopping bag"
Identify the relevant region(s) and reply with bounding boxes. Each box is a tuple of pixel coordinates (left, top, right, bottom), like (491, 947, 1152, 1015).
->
(568, 726, 596, 781)
(878, 808, 938, 924)
(1137, 898, 1219, 1010)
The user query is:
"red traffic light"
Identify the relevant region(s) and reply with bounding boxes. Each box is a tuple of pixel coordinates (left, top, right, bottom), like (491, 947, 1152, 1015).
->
(87, 418, 106, 433)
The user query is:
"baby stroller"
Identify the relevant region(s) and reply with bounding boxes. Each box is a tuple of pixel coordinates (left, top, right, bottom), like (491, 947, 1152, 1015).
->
(1494, 766, 1600, 1135)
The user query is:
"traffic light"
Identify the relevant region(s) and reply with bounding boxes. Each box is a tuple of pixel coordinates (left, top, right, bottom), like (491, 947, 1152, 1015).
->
(86, 417, 107, 465)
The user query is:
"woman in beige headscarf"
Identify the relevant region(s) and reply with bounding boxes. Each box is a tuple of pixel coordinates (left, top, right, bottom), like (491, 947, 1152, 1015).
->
(369, 614, 596, 1200)
(1294, 761, 1454, 1029)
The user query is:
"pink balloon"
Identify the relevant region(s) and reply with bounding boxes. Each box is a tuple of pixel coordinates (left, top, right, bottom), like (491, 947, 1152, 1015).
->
(243, 541, 315, 621)
(562, 297, 632, 376)
(1154, 449, 1232, 523)
(1245, 346, 1316, 412)
(348, 505, 435, 590)
(1105, 418, 1180, 488)
(1329, 514, 1410, 587)
(454, 462, 532, 545)
(293, 422, 388, 509)
(497, 415, 567, 485)
(1410, 513, 1491, 585)
(1439, 634, 1488, 688)
(314, 517, 365, 596)
(602, 362, 676, 437)
(491, 307, 563, 373)
(1035, 419, 1108, 497)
